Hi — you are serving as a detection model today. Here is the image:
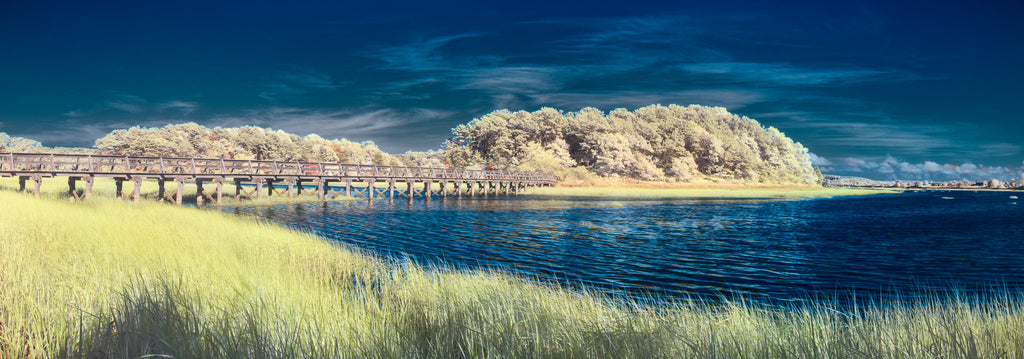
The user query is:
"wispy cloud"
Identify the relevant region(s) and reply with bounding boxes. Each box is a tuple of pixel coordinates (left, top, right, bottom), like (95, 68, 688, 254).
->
(370, 33, 486, 72)
(210, 106, 454, 147)
(682, 62, 893, 86)
(63, 93, 200, 119)
(158, 101, 199, 116)
(258, 67, 345, 101)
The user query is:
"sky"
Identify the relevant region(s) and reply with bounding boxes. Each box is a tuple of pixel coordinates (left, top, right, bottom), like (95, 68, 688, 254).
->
(1, 0, 1022, 181)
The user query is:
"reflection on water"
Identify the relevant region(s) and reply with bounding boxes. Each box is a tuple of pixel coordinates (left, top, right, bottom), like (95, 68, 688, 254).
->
(227, 191, 1024, 304)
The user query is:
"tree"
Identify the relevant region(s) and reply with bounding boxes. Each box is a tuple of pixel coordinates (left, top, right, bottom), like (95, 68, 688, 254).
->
(0, 132, 43, 152)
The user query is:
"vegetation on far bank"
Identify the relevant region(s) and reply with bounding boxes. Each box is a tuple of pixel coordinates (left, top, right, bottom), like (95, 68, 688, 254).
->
(2, 191, 1024, 358)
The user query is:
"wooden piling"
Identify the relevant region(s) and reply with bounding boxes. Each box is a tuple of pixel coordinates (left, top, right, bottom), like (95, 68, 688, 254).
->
(175, 178, 183, 206)
(215, 179, 223, 205)
(84, 176, 93, 200)
(158, 179, 166, 202)
(68, 177, 77, 199)
(133, 178, 142, 203)
(196, 180, 205, 206)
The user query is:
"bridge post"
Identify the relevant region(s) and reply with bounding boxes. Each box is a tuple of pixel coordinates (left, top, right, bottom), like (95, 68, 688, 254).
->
(469, 181, 475, 196)
(406, 181, 414, 201)
(84, 175, 93, 200)
(287, 178, 295, 198)
(389, 180, 395, 200)
(196, 180, 205, 206)
(441, 180, 447, 197)
(175, 178, 184, 206)
(33, 175, 41, 198)
(68, 177, 77, 200)
(158, 179, 166, 202)
(215, 179, 223, 205)
(235, 179, 242, 199)
(18, 177, 26, 193)
(424, 180, 432, 200)
(345, 179, 352, 197)
(256, 179, 264, 200)
(115, 178, 123, 199)
(368, 180, 375, 201)
(317, 179, 324, 201)
(132, 178, 142, 203)
(266, 179, 274, 197)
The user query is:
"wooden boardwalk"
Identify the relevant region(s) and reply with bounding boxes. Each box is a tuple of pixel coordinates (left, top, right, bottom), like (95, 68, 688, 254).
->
(0, 153, 558, 205)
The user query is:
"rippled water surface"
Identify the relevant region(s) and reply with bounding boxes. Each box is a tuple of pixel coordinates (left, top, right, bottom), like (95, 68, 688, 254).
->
(227, 191, 1024, 303)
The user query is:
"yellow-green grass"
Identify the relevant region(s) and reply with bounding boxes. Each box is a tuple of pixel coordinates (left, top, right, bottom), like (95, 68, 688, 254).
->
(2, 191, 1023, 358)
(524, 185, 899, 199)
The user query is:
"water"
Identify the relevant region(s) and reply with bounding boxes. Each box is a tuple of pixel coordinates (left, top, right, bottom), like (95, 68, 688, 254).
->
(227, 191, 1024, 305)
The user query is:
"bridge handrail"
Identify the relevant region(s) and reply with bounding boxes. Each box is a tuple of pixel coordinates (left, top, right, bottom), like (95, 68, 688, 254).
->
(0, 152, 559, 183)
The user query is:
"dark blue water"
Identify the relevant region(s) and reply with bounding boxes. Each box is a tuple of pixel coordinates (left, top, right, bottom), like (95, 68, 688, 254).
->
(227, 191, 1024, 304)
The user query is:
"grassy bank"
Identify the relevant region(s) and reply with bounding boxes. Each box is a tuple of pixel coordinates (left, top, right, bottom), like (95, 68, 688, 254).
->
(2, 191, 1022, 358)
(524, 185, 898, 199)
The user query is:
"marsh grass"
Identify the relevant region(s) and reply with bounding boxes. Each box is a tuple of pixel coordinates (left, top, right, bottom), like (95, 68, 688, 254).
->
(1, 190, 1022, 358)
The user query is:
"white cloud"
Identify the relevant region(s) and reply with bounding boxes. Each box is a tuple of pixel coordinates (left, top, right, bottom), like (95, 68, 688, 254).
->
(808, 152, 832, 166)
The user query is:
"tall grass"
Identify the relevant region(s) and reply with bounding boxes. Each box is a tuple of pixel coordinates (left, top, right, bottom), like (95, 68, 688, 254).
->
(1, 190, 1022, 358)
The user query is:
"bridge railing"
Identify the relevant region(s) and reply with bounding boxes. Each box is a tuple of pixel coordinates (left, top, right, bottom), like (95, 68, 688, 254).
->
(0, 153, 559, 183)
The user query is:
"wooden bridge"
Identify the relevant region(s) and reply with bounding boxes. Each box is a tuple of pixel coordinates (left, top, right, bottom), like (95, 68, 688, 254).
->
(0, 153, 558, 205)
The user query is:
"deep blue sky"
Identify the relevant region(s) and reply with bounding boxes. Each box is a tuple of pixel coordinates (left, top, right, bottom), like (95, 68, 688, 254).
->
(1, 0, 1022, 180)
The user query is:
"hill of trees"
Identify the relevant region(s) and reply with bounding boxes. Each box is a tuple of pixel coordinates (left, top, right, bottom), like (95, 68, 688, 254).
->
(443, 105, 821, 184)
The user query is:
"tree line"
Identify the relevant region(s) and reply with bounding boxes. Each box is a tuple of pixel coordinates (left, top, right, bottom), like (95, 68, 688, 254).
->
(443, 105, 822, 184)
(2, 104, 826, 184)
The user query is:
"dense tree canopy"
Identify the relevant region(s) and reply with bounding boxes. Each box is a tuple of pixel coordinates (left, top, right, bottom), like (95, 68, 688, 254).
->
(443, 105, 822, 184)
(92, 123, 405, 165)
(0, 132, 43, 152)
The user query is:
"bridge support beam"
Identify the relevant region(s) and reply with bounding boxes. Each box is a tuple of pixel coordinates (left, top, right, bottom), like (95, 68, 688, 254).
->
(174, 178, 184, 206)
(196, 180, 205, 206)
(317, 179, 324, 201)
(157, 180, 166, 202)
(215, 179, 223, 205)
(133, 178, 142, 203)
(68, 177, 76, 200)
(364, 180, 372, 202)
